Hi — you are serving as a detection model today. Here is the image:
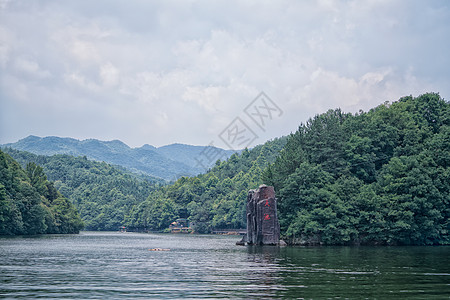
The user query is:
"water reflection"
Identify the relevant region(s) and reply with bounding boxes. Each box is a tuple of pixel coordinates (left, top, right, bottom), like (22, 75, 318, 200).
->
(270, 246, 450, 299)
(244, 246, 284, 298)
(0, 233, 449, 299)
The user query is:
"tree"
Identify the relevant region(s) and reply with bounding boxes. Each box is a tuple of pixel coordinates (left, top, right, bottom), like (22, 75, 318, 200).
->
(0, 150, 83, 235)
(265, 93, 449, 245)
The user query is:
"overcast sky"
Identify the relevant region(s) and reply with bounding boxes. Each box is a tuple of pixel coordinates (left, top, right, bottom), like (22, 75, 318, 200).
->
(1, 0, 449, 149)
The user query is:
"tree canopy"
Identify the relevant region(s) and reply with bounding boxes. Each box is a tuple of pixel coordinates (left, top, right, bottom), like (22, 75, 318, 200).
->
(0, 150, 83, 235)
(126, 137, 287, 232)
(263, 93, 449, 245)
(2, 93, 448, 246)
(3, 150, 162, 231)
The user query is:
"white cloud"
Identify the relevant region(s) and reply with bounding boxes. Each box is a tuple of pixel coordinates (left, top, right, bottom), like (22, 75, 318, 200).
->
(64, 72, 99, 92)
(1, 0, 449, 147)
(14, 58, 51, 79)
(183, 86, 223, 113)
(99, 62, 119, 87)
(0, 26, 12, 67)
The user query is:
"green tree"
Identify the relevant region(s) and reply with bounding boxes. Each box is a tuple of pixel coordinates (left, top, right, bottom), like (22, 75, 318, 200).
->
(0, 150, 83, 235)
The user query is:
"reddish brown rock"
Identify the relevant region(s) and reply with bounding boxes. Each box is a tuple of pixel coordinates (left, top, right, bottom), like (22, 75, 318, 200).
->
(246, 185, 280, 245)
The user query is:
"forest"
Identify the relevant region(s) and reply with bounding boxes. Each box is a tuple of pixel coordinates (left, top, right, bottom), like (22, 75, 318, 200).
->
(264, 92, 449, 245)
(127, 92, 449, 245)
(2, 150, 163, 231)
(0, 150, 83, 235)
(3, 137, 286, 233)
(1, 93, 448, 245)
(126, 137, 287, 232)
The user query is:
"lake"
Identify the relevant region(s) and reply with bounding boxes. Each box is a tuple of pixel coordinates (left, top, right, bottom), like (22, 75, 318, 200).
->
(1, 232, 449, 299)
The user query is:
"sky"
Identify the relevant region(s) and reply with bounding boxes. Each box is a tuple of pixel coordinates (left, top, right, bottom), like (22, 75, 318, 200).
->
(1, 0, 449, 149)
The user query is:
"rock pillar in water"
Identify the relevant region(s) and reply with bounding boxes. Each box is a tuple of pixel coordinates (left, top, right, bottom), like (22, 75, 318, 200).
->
(246, 185, 280, 245)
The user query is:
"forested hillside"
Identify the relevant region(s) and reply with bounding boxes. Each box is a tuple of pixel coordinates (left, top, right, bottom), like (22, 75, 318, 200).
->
(126, 137, 287, 232)
(263, 93, 449, 245)
(0, 150, 83, 235)
(3, 149, 162, 231)
(3, 138, 287, 233)
(3, 93, 447, 245)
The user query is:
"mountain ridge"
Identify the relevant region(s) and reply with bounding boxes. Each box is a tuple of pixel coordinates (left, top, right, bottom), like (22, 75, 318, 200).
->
(1, 136, 238, 180)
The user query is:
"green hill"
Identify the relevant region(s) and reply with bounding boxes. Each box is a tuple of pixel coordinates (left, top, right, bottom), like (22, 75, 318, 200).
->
(2, 149, 163, 231)
(127, 92, 449, 246)
(126, 137, 287, 232)
(0, 150, 83, 235)
(264, 92, 449, 245)
(3, 92, 448, 245)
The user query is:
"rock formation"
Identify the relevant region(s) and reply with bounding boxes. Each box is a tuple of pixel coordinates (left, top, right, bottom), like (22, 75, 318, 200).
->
(246, 185, 280, 245)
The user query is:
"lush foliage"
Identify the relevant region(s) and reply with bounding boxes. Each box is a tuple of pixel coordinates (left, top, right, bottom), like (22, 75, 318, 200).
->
(127, 137, 287, 232)
(0, 150, 83, 235)
(3, 93, 447, 245)
(263, 93, 449, 245)
(3, 149, 162, 231)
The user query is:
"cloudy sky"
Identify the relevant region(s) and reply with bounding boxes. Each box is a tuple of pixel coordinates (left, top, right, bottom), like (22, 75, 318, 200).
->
(1, 0, 449, 149)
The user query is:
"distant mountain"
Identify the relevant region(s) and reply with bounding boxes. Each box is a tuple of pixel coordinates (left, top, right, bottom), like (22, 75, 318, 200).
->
(1, 136, 237, 180)
(156, 143, 235, 170)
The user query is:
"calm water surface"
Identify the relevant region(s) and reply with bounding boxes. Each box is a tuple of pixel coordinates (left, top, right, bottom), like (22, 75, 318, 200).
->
(1, 232, 449, 299)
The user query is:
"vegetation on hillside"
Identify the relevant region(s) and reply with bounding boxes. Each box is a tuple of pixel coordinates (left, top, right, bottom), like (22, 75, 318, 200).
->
(0, 150, 83, 235)
(3, 138, 286, 233)
(3, 92, 448, 246)
(129, 93, 448, 245)
(263, 93, 449, 245)
(126, 137, 287, 232)
(3, 150, 162, 231)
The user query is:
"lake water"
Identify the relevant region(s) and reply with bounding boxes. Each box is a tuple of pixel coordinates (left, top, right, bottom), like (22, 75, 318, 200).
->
(1, 232, 449, 299)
